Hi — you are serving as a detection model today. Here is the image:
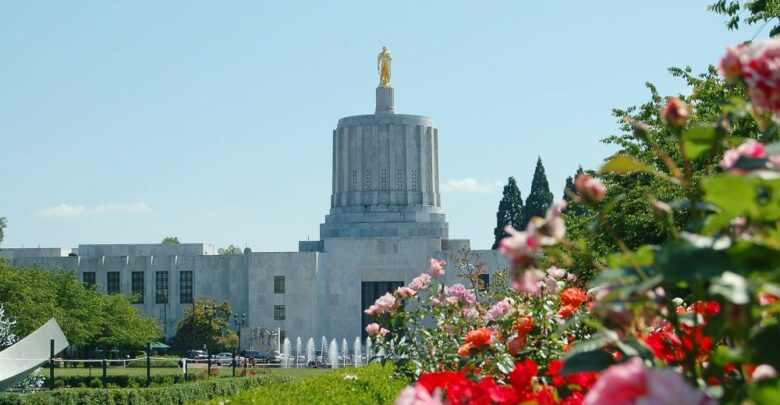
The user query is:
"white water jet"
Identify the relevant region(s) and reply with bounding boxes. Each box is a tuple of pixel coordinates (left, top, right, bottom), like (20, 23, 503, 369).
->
(354, 337, 362, 367)
(342, 338, 348, 367)
(282, 338, 291, 368)
(365, 337, 373, 364)
(306, 338, 315, 365)
(329, 339, 338, 369)
(296, 337, 302, 367)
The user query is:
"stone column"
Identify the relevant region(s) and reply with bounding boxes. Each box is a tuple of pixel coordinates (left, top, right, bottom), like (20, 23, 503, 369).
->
(375, 87, 394, 114)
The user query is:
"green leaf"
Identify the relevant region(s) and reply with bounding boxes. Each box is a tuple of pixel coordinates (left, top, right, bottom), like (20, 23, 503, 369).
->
(682, 127, 717, 160)
(751, 379, 780, 405)
(601, 155, 659, 175)
(560, 350, 617, 375)
(615, 338, 655, 361)
(655, 240, 732, 282)
(703, 175, 780, 233)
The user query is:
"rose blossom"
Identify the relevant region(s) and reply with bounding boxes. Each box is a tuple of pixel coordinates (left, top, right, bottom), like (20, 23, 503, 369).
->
(719, 45, 744, 83)
(753, 364, 778, 381)
(448, 283, 477, 305)
(365, 322, 381, 337)
(547, 266, 567, 280)
(719, 38, 780, 115)
(584, 357, 715, 405)
(429, 258, 446, 276)
(364, 292, 399, 315)
(395, 286, 416, 298)
(512, 269, 544, 296)
(486, 298, 515, 321)
(379, 327, 390, 337)
(548, 199, 568, 218)
(574, 174, 606, 204)
(720, 139, 767, 171)
(409, 273, 432, 291)
(499, 225, 539, 265)
(660, 98, 690, 128)
(395, 385, 444, 405)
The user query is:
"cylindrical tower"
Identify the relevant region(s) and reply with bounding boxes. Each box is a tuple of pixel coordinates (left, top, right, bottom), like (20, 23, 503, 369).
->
(318, 84, 448, 239)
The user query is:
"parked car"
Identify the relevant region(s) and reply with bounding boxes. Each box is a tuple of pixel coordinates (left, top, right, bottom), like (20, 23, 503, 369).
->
(186, 350, 207, 362)
(242, 350, 272, 364)
(214, 352, 244, 366)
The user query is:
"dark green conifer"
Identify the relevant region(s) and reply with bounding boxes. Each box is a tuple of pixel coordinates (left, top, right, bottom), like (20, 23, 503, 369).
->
(492, 177, 524, 249)
(522, 157, 554, 228)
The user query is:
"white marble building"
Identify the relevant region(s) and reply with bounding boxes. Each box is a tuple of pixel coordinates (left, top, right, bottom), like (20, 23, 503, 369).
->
(1, 82, 507, 347)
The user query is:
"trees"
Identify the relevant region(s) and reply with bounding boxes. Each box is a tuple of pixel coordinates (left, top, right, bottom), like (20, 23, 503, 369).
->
(172, 298, 233, 351)
(562, 166, 587, 216)
(0, 216, 6, 247)
(491, 177, 525, 249)
(522, 157, 554, 228)
(223, 245, 240, 255)
(161, 236, 180, 244)
(709, 0, 780, 36)
(0, 262, 160, 350)
(0, 304, 16, 350)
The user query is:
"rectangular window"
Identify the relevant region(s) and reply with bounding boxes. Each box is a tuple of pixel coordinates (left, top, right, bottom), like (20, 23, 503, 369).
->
(361, 281, 404, 339)
(279, 330, 286, 344)
(274, 305, 285, 320)
(107, 272, 120, 294)
(274, 276, 285, 293)
(82, 272, 96, 288)
(478, 274, 490, 291)
(179, 271, 193, 304)
(155, 271, 169, 304)
(131, 272, 144, 303)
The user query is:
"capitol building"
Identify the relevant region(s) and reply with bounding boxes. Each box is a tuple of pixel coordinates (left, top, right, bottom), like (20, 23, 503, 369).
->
(1, 49, 506, 348)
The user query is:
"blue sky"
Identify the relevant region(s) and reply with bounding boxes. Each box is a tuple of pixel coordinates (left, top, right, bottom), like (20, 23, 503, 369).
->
(0, 1, 757, 251)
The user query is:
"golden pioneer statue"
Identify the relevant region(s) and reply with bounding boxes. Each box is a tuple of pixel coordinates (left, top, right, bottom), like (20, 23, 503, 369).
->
(377, 46, 392, 88)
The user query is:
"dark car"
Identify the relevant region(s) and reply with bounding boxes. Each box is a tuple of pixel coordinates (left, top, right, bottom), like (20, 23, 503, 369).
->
(242, 350, 271, 364)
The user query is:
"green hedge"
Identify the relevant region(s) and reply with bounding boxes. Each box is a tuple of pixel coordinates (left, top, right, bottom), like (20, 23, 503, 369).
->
(0, 375, 288, 405)
(200, 365, 408, 405)
(49, 373, 207, 389)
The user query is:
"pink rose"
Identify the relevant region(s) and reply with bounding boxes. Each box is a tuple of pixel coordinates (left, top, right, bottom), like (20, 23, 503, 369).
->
(720, 38, 780, 115)
(574, 174, 606, 205)
(720, 139, 767, 172)
(429, 258, 446, 276)
(365, 292, 399, 315)
(395, 385, 444, 405)
(379, 328, 390, 337)
(753, 364, 778, 381)
(395, 286, 416, 298)
(365, 323, 381, 337)
(719, 45, 744, 83)
(511, 269, 544, 296)
(486, 298, 515, 321)
(499, 225, 539, 265)
(584, 357, 715, 405)
(547, 267, 567, 280)
(409, 273, 432, 291)
(448, 283, 477, 305)
(661, 98, 690, 128)
(548, 199, 568, 218)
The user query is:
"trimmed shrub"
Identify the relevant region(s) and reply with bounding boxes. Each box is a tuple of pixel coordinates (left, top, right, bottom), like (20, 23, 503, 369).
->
(49, 373, 205, 389)
(200, 365, 408, 405)
(0, 375, 288, 405)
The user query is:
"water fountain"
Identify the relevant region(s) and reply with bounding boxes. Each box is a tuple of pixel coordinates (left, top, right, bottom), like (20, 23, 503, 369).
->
(282, 338, 291, 368)
(296, 337, 302, 368)
(353, 337, 362, 367)
(306, 338, 315, 365)
(342, 338, 348, 367)
(365, 337, 373, 364)
(328, 339, 338, 369)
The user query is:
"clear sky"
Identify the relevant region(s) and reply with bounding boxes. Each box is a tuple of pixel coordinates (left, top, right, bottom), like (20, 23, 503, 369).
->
(0, 1, 759, 251)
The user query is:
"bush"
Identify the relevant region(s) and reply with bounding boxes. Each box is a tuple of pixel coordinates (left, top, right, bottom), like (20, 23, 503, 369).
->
(200, 365, 408, 405)
(0, 375, 288, 405)
(48, 373, 206, 389)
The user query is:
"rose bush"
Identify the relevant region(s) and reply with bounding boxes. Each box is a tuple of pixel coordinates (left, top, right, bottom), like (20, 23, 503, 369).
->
(363, 37, 780, 405)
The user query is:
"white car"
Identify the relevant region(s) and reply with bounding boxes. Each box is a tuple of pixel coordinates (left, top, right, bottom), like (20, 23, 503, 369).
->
(214, 352, 243, 366)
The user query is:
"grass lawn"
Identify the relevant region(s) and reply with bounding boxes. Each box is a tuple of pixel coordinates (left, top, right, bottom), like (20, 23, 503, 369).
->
(52, 365, 329, 381)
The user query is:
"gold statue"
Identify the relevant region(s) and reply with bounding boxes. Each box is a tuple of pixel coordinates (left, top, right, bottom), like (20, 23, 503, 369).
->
(377, 46, 392, 88)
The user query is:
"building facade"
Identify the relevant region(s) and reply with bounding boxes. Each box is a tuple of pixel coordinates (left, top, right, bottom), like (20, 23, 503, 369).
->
(1, 77, 507, 348)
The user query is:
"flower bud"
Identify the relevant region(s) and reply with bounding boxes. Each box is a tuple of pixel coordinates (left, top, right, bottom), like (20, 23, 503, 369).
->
(661, 98, 690, 128)
(574, 174, 606, 205)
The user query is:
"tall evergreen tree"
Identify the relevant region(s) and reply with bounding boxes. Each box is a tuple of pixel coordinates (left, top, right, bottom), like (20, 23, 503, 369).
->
(563, 166, 587, 215)
(522, 157, 554, 228)
(492, 177, 525, 249)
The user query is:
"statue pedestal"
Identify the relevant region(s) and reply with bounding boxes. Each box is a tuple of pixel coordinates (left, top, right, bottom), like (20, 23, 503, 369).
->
(375, 87, 394, 115)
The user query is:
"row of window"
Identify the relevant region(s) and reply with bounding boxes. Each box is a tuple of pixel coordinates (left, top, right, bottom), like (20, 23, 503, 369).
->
(83, 271, 193, 304)
(82, 272, 288, 304)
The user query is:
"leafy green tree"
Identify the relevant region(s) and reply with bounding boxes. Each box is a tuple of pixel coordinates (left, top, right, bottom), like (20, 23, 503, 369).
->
(522, 157, 554, 228)
(709, 0, 780, 36)
(492, 177, 525, 249)
(172, 298, 232, 351)
(223, 245, 240, 255)
(162, 236, 180, 244)
(0, 217, 6, 247)
(0, 262, 160, 348)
